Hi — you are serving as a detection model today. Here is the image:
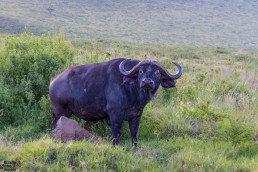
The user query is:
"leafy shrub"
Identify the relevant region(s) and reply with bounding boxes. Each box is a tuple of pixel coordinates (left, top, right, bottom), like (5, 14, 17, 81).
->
(0, 32, 74, 101)
(0, 33, 74, 135)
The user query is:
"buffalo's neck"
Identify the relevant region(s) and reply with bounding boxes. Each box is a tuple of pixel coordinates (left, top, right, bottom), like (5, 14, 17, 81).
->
(131, 84, 156, 108)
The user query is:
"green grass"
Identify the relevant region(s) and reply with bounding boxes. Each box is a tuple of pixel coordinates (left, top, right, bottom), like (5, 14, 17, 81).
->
(0, 33, 258, 171)
(1, 137, 257, 171)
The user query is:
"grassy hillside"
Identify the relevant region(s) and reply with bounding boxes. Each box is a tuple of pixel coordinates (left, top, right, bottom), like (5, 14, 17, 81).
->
(1, 0, 258, 49)
(0, 33, 258, 171)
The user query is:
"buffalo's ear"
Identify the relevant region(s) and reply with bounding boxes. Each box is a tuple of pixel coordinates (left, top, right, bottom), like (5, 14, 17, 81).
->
(161, 78, 176, 88)
(123, 75, 137, 84)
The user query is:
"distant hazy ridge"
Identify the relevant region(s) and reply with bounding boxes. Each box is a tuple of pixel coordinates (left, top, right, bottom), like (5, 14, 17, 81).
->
(0, 0, 258, 49)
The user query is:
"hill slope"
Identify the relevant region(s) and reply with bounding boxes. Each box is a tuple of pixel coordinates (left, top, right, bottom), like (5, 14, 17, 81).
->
(0, 0, 258, 49)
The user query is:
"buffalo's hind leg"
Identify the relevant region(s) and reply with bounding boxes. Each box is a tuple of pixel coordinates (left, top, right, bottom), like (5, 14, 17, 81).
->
(51, 104, 72, 129)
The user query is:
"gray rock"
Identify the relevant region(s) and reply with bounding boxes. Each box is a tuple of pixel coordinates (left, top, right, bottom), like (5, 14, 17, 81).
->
(52, 116, 98, 143)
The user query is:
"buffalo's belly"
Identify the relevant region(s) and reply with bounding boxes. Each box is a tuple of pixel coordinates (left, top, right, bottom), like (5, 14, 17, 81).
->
(72, 104, 108, 121)
(80, 113, 108, 121)
(71, 88, 108, 120)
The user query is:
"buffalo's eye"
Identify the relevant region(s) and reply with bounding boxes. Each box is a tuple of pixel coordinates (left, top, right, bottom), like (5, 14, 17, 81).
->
(155, 70, 160, 77)
(139, 69, 143, 74)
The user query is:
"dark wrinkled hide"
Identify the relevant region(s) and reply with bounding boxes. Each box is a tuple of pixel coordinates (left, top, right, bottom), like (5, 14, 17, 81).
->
(49, 58, 182, 146)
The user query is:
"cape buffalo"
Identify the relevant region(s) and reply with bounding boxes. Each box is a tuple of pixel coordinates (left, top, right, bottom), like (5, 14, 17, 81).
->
(49, 58, 183, 146)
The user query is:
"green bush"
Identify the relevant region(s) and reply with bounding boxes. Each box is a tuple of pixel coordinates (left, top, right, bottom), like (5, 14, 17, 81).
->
(0, 33, 74, 136)
(0, 32, 74, 100)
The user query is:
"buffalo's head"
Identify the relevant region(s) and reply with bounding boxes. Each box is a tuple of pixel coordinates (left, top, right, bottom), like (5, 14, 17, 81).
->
(119, 59, 183, 92)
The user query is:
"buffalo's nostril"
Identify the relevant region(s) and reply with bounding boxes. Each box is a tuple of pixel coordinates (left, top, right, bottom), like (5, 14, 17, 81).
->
(142, 78, 154, 84)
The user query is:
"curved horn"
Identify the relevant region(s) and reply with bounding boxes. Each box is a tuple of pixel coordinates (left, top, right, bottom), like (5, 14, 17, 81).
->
(119, 59, 148, 76)
(154, 61, 183, 79)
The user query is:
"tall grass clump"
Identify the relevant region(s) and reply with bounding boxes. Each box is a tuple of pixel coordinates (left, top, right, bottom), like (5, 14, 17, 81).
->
(0, 33, 74, 139)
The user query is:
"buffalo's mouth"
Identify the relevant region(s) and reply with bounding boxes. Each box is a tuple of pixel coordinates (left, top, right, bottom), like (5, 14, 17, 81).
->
(140, 83, 154, 90)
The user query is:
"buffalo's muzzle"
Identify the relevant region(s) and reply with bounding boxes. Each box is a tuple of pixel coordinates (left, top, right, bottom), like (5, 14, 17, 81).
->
(140, 78, 154, 90)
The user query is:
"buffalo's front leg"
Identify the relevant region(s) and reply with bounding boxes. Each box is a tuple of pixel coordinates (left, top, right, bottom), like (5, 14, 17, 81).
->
(108, 110, 124, 146)
(129, 114, 142, 147)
